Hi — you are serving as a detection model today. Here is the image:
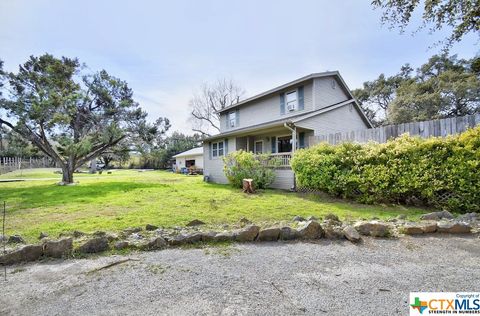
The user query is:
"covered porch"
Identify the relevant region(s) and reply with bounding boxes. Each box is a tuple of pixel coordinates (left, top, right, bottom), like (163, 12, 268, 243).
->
(233, 123, 313, 168)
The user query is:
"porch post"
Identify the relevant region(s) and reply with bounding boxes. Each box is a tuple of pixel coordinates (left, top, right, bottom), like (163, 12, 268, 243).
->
(291, 128, 297, 154)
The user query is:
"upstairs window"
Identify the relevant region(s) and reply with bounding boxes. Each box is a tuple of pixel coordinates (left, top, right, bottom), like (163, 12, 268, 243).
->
(286, 90, 297, 112)
(229, 111, 236, 128)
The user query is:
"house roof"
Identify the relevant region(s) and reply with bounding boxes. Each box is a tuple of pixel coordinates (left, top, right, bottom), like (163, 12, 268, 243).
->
(218, 71, 341, 114)
(172, 147, 204, 158)
(204, 99, 365, 141)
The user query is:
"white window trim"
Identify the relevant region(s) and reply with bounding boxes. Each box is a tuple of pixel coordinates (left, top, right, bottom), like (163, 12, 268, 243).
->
(229, 111, 236, 128)
(286, 89, 298, 112)
(254, 140, 264, 154)
(211, 140, 224, 159)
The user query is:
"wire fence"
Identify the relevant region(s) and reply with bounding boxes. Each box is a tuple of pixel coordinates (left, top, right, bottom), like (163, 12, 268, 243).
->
(0, 157, 58, 175)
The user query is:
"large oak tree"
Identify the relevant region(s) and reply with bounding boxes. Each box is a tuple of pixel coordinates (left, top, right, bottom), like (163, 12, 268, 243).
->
(0, 54, 163, 183)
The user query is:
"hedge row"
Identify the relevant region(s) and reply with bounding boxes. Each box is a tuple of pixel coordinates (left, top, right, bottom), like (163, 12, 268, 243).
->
(291, 127, 480, 213)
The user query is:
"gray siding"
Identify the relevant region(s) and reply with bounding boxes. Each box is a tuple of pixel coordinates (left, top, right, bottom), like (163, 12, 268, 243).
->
(313, 77, 349, 110)
(203, 137, 236, 184)
(295, 104, 368, 135)
(219, 81, 313, 132)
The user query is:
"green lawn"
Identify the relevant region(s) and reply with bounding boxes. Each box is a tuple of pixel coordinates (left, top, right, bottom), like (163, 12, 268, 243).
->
(0, 168, 432, 242)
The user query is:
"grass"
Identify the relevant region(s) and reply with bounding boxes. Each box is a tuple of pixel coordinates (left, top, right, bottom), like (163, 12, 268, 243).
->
(0, 168, 432, 242)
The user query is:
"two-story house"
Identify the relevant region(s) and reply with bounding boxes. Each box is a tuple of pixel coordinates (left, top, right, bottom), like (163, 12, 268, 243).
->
(203, 71, 372, 190)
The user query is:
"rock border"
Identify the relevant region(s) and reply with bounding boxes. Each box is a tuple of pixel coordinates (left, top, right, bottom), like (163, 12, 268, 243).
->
(1, 211, 478, 266)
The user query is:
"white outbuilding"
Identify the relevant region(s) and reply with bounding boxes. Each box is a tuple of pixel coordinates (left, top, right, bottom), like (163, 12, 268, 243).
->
(172, 147, 204, 172)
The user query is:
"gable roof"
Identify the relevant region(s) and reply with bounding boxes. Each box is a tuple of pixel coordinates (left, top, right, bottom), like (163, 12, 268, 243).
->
(172, 147, 203, 158)
(218, 71, 344, 114)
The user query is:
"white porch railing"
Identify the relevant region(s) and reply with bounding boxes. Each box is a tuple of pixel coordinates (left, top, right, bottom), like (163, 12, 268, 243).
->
(269, 153, 292, 168)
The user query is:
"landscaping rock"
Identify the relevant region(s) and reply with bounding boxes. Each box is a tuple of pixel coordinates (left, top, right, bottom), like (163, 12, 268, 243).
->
(78, 237, 109, 253)
(145, 237, 168, 250)
(292, 216, 306, 222)
(324, 213, 341, 223)
(93, 231, 107, 237)
(43, 238, 73, 258)
(145, 224, 158, 231)
(213, 232, 235, 242)
(105, 233, 119, 242)
(420, 210, 454, 221)
(123, 227, 142, 235)
(354, 221, 391, 237)
(73, 230, 85, 238)
(39, 232, 49, 240)
(324, 226, 344, 239)
(257, 228, 280, 241)
(297, 221, 324, 239)
(200, 231, 217, 242)
(168, 233, 202, 246)
(234, 225, 260, 242)
(457, 213, 478, 222)
(279, 226, 299, 240)
(114, 241, 130, 250)
(401, 222, 438, 235)
(437, 222, 472, 234)
(186, 219, 205, 227)
(8, 235, 25, 244)
(306, 216, 318, 221)
(343, 226, 361, 243)
(238, 217, 252, 225)
(0, 245, 43, 265)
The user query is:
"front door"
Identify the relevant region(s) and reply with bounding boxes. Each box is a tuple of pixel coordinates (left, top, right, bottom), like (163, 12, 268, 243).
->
(254, 141, 263, 154)
(277, 136, 292, 153)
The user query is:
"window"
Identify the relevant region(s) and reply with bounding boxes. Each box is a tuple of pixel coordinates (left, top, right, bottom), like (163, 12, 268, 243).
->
(212, 141, 224, 158)
(229, 111, 236, 128)
(286, 90, 297, 111)
(254, 141, 263, 154)
(218, 141, 224, 156)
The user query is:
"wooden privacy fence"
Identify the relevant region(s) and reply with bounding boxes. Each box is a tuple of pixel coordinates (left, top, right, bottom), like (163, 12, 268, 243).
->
(0, 157, 57, 175)
(309, 114, 480, 145)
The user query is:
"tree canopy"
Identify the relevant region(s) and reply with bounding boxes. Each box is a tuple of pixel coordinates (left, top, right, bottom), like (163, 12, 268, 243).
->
(372, 0, 480, 50)
(0, 54, 167, 183)
(354, 55, 480, 125)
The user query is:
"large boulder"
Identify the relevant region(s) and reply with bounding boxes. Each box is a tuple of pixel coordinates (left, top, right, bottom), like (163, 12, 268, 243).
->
(168, 233, 202, 246)
(213, 232, 235, 242)
(199, 231, 217, 242)
(324, 213, 341, 223)
(234, 225, 260, 242)
(0, 245, 43, 265)
(420, 210, 454, 221)
(457, 213, 478, 222)
(278, 226, 299, 240)
(343, 226, 361, 243)
(77, 237, 109, 253)
(297, 221, 324, 239)
(145, 237, 168, 250)
(354, 221, 391, 237)
(437, 222, 472, 234)
(43, 238, 73, 258)
(323, 225, 344, 239)
(257, 228, 280, 241)
(292, 215, 306, 222)
(114, 241, 130, 250)
(401, 222, 437, 235)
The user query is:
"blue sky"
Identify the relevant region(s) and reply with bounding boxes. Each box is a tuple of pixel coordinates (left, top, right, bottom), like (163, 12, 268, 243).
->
(0, 0, 478, 133)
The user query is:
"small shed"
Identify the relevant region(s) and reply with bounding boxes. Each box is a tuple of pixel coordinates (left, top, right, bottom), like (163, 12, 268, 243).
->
(172, 147, 204, 172)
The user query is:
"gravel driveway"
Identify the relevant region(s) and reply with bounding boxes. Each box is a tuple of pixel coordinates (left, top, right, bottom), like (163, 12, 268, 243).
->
(1, 235, 479, 316)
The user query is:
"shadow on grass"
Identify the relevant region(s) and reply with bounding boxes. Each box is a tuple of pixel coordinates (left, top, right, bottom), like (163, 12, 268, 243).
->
(0, 181, 170, 212)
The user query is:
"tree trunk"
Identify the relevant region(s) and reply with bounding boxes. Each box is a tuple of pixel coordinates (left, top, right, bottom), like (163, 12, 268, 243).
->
(61, 164, 74, 184)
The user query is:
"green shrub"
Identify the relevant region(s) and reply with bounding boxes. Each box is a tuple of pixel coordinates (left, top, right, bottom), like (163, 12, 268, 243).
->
(291, 127, 480, 213)
(223, 150, 278, 189)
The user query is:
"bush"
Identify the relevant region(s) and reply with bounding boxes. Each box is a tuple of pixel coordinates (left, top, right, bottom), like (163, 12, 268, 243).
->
(291, 127, 480, 213)
(223, 150, 278, 189)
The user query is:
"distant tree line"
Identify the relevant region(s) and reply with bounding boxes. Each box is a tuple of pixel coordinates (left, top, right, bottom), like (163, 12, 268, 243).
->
(353, 55, 480, 126)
